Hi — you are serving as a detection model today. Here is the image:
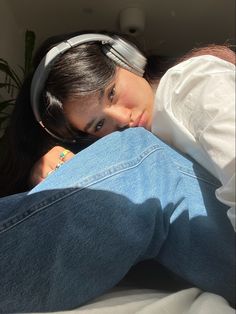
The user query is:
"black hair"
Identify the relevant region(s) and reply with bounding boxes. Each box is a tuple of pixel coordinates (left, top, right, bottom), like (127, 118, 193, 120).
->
(0, 76, 55, 196)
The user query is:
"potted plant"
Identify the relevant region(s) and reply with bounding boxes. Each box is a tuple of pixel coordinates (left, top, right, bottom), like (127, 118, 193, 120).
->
(0, 30, 35, 137)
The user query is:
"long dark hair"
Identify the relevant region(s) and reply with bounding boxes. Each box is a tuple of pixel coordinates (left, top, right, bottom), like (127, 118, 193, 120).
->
(0, 76, 56, 197)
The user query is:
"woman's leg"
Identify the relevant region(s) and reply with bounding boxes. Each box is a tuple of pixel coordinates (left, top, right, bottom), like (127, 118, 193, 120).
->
(0, 128, 234, 312)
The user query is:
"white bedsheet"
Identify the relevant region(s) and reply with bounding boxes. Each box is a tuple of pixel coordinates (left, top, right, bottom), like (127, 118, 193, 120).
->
(36, 287, 234, 314)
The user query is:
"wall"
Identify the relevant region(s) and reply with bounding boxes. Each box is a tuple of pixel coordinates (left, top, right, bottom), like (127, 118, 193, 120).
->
(0, 0, 24, 70)
(0, 0, 235, 68)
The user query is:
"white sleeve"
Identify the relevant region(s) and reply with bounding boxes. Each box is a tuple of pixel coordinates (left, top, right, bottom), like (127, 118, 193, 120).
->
(152, 55, 235, 230)
(188, 57, 235, 230)
(198, 90, 235, 230)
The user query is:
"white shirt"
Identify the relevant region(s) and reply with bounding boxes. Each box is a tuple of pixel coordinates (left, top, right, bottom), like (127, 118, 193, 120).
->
(151, 55, 235, 230)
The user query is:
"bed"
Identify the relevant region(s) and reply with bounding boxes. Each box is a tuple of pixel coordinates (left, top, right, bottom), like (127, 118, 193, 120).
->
(35, 261, 235, 313)
(37, 287, 234, 314)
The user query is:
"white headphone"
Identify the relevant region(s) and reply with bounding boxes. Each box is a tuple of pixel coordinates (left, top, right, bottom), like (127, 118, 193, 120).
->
(31, 33, 147, 142)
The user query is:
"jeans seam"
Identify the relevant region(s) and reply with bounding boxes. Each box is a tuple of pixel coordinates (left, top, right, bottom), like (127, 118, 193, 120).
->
(177, 165, 219, 187)
(77, 144, 161, 187)
(0, 144, 162, 234)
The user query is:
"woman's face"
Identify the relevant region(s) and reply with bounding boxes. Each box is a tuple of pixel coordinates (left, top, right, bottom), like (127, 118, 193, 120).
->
(64, 67, 155, 138)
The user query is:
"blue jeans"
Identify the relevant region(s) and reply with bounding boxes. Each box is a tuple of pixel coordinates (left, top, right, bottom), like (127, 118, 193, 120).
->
(0, 128, 235, 312)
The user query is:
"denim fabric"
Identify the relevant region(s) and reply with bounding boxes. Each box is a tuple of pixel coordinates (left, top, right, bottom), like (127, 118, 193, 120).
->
(0, 128, 235, 313)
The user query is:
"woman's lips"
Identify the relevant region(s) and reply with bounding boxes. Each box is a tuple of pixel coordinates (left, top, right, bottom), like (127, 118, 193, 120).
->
(137, 111, 148, 127)
(130, 111, 148, 129)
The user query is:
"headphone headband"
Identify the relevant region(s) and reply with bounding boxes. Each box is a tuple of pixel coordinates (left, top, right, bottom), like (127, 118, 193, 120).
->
(31, 33, 147, 142)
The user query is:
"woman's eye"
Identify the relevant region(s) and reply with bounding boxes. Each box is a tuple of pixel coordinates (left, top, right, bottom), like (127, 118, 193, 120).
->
(94, 119, 105, 132)
(108, 86, 116, 102)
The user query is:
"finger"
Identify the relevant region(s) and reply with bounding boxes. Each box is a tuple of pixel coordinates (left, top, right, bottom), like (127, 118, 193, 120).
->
(58, 149, 74, 162)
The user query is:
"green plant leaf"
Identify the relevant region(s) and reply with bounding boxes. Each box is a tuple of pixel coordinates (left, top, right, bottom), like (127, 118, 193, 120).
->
(0, 116, 9, 125)
(0, 111, 10, 117)
(9, 67, 22, 88)
(0, 83, 18, 90)
(0, 99, 15, 111)
(0, 29, 36, 138)
(0, 59, 22, 89)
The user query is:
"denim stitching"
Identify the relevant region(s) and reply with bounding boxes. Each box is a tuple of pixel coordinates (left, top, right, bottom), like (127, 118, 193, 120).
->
(0, 144, 161, 234)
(175, 163, 219, 187)
(0, 190, 71, 234)
(77, 145, 161, 187)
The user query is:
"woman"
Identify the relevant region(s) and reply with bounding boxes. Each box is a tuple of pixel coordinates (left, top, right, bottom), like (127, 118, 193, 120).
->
(0, 33, 235, 312)
(0, 32, 235, 228)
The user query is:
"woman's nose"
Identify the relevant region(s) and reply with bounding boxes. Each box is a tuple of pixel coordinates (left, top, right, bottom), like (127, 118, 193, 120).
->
(106, 106, 131, 128)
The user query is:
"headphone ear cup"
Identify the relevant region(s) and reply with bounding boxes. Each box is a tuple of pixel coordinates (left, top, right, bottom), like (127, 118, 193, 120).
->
(102, 46, 140, 75)
(102, 36, 147, 76)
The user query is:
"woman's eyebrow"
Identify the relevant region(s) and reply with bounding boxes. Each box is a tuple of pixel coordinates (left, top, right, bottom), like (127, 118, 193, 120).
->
(98, 88, 105, 102)
(83, 89, 105, 132)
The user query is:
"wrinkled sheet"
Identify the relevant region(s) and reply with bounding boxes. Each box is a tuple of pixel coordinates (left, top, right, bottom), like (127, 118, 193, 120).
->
(36, 287, 234, 314)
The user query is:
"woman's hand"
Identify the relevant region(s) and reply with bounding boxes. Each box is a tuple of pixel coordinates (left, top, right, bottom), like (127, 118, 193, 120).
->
(29, 146, 74, 188)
